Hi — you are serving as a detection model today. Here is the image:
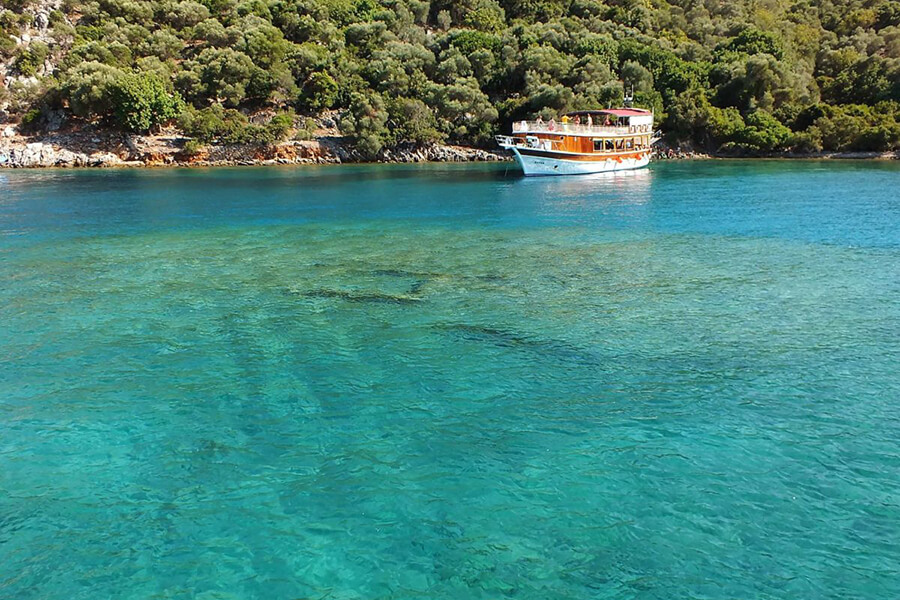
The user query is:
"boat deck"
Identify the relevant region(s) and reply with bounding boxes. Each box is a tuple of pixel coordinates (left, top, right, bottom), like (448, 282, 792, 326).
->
(511, 121, 652, 137)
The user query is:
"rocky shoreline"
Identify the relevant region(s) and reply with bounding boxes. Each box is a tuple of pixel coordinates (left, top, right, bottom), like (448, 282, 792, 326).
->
(0, 127, 511, 169)
(653, 143, 900, 161)
(2, 127, 898, 169)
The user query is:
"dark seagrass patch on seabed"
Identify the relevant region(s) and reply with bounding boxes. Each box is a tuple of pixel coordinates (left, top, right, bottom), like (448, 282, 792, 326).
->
(287, 265, 512, 307)
(300, 288, 423, 304)
(434, 323, 600, 367)
(370, 268, 434, 295)
(371, 267, 509, 291)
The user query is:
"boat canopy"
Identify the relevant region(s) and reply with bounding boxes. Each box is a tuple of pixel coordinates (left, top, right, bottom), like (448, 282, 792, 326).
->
(564, 108, 652, 118)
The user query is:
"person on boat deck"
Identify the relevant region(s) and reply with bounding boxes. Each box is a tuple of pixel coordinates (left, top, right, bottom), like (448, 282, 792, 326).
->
(536, 115, 543, 124)
(548, 118, 556, 131)
(574, 115, 581, 125)
(586, 115, 593, 126)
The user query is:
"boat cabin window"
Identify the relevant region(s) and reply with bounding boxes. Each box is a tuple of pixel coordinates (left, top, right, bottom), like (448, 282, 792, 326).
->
(593, 138, 627, 152)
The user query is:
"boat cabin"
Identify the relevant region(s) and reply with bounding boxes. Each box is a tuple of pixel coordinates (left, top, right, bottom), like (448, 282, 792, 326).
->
(498, 108, 655, 156)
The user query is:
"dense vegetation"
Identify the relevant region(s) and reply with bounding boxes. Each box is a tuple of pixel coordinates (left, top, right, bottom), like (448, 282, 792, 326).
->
(2, 0, 900, 156)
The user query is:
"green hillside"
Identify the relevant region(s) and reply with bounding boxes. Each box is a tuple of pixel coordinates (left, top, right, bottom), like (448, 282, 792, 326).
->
(2, 0, 900, 156)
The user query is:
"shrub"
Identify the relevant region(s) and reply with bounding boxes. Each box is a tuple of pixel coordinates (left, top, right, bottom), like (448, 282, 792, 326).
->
(19, 107, 43, 132)
(14, 41, 50, 76)
(293, 116, 316, 140)
(181, 138, 207, 155)
(178, 104, 246, 142)
(705, 105, 745, 144)
(436, 10, 451, 30)
(64, 40, 133, 69)
(573, 34, 617, 65)
(448, 29, 502, 55)
(266, 109, 294, 141)
(0, 32, 16, 58)
(240, 17, 289, 68)
(789, 129, 823, 153)
(178, 104, 292, 144)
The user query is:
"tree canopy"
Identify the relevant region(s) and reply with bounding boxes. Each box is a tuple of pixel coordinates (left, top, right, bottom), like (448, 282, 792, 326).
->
(2, 0, 899, 153)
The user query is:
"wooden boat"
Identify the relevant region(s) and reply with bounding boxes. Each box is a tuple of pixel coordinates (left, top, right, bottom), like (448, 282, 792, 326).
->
(496, 108, 657, 176)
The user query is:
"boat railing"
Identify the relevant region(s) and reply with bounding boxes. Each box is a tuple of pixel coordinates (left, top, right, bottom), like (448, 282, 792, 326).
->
(511, 121, 642, 135)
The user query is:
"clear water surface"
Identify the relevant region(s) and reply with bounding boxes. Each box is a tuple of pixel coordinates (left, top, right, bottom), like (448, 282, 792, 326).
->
(1, 161, 899, 599)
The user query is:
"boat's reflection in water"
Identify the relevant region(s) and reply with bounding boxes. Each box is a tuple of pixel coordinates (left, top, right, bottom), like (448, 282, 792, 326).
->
(510, 166, 652, 197)
(501, 167, 654, 222)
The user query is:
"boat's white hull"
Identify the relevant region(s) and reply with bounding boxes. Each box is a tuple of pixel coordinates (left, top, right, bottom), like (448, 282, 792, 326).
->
(509, 148, 650, 176)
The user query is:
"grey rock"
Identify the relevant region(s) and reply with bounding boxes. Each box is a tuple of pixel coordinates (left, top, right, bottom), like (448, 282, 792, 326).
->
(34, 12, 50, 31)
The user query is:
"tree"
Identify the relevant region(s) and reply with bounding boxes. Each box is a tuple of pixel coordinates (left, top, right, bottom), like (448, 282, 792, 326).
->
(159, 1, 211, 28)
(571, 55, 620, 106)
(621, 60, 653, 93)
(239, 16, 290, 68)
(427, 78, 498, 142)
(339, 91, 389, 159)
(139, 28, 183, 60)
(62, 61, 127, 118)
(111, 72, 184, 132)
(300, 71, 339, 110)
(387, 96, 443, 144)
(714, 53, 795, 112)
(463, 0, 506, 33)
(736, 110, 791, 151)
(820, 56, 895, 105)
(179, 47, 259, 106)
(192, 18, 231, 46)
(718, 28, 784, 60)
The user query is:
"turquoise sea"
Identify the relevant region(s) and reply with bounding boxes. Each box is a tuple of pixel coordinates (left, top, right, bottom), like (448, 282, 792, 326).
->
(1, 161, 899, 599)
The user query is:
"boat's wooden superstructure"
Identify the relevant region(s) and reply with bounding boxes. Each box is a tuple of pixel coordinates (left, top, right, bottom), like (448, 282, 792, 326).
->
(496, 108, 656, 176)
